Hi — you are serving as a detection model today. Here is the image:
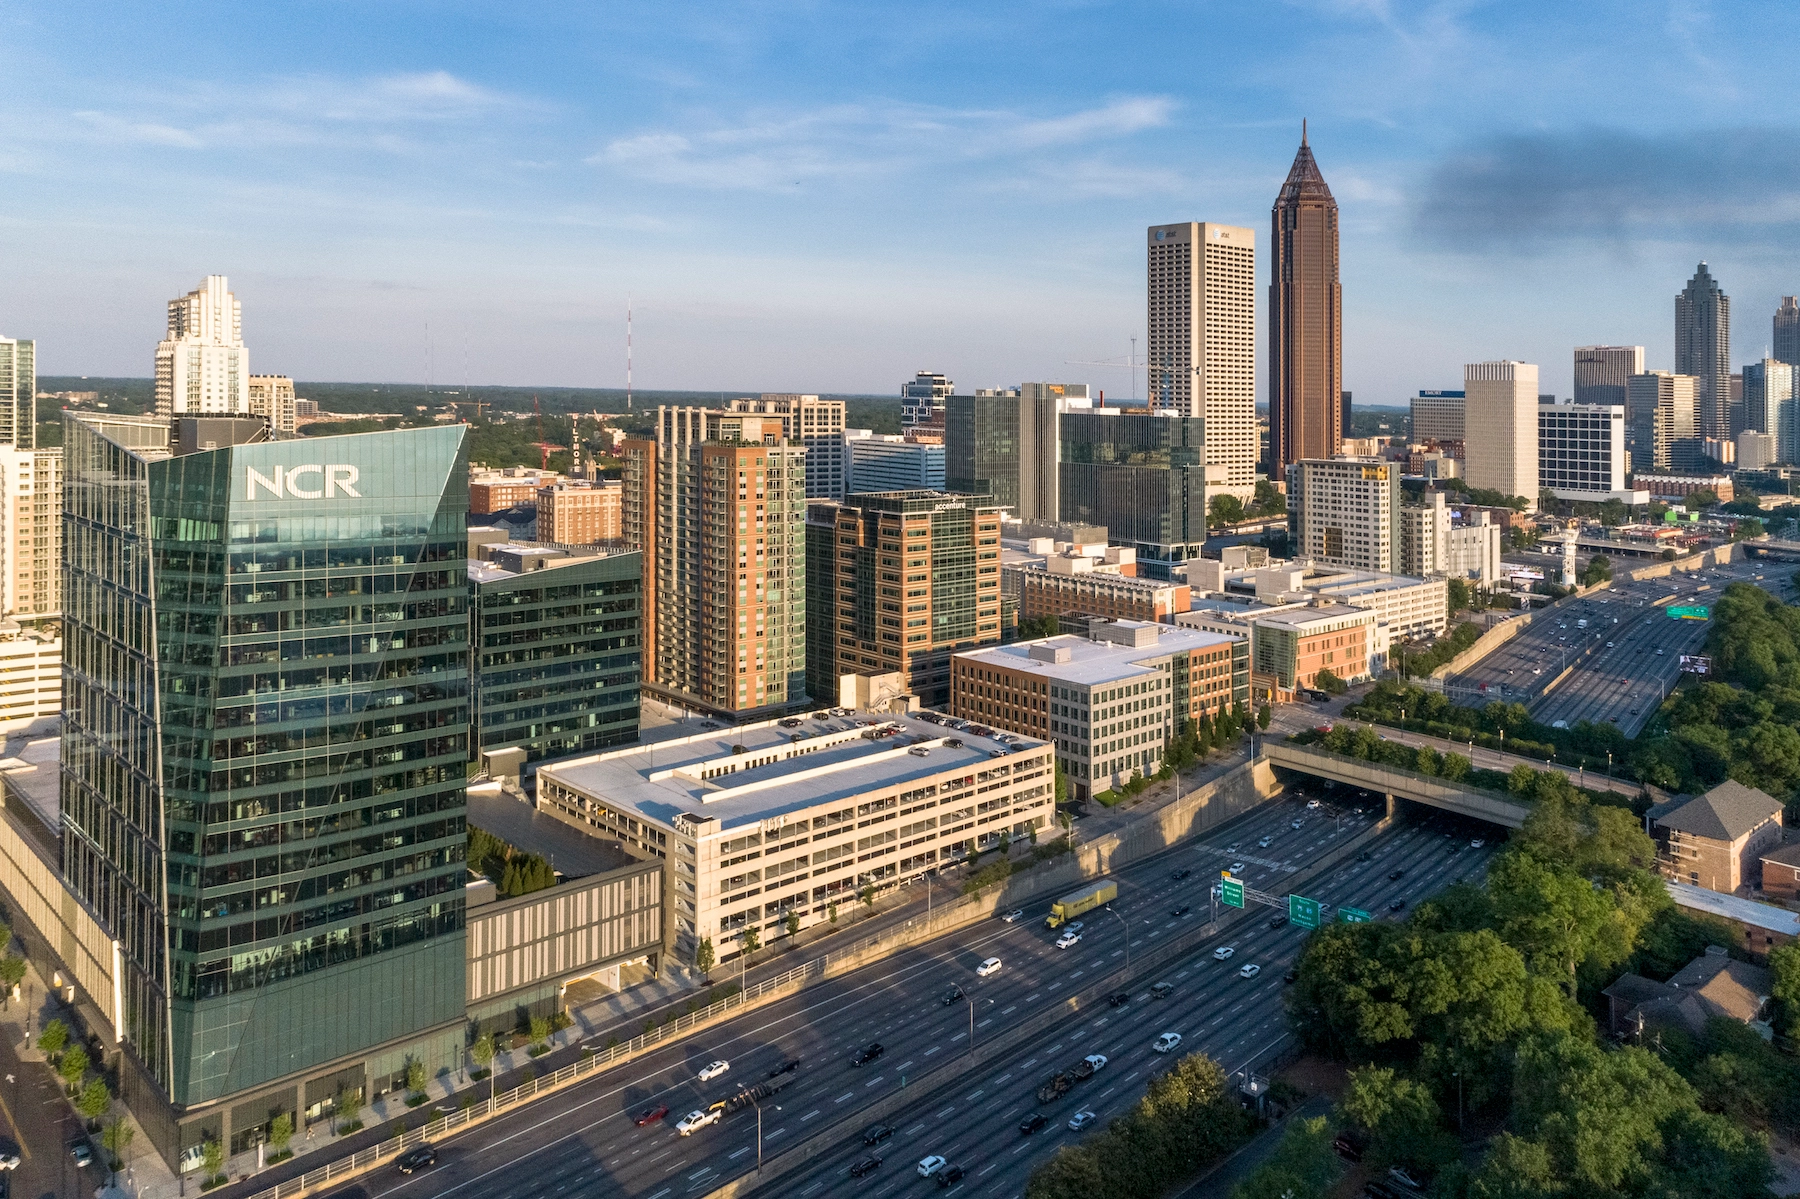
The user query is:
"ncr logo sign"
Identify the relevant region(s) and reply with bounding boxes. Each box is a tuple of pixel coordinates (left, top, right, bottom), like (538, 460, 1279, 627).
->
(245, 464, 363, 500)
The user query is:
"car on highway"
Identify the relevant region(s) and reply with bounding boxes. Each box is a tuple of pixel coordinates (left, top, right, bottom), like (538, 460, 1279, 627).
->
(977, 956, 1003, 976)
(1056, 931, 1082, 949)
(863, 1123, 895, 1145)
(1019, 1113, 1049, 1135)
(1656, 648, 1664, 655)
(849, 1156, 882, 1178)
(1083, 1054, 1108, 1074)
(1258, 836, 1274, 848)
(1152, 981, 1176, 998)
(1226, 842, 1242, 853)
(1239, 963, 1262, 979)
(936, 1165, 966, 1187)
(1108, 990, 1131, 1007)
(1389, 899, 1407, 912)
(942, 984, 964, 1005)
(1229, 861, 1246, 873)
(1154, 1032, 1183, 1053)
(1213, 945, 1235, 960)
(1388, 870, 1405, 881)
(697, 1059, 731, 1081)
(1306, 798, 1321, 809)
(918, 1155, 948, 1178)
(634, 1103, 670, 1126)
(1268, 913, 1288, 928)
(1171, 905, 1191, 918)
(396, 1146, 437, 1174)
(1063, 920, 1085, 935)
(1000, 909, 1024, 923)
(1470, 838, 1485, 849)
(1291, 819, 1303, 829)
(852, 1042, 885, 1066)
(1069, 1110, 1098, 1131)
(677, 1109, 721, 1136)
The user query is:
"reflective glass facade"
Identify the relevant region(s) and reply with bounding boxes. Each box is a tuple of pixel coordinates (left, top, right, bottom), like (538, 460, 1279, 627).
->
(61, 416, 470, 1114)
(1058, 411, 1209, 573)
(945, 395, 1020, 510)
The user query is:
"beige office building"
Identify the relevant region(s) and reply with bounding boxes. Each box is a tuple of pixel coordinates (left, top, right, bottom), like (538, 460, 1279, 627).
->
(0, 446, 62, 619)
(1286, 457, 1397, 572)
(1573, 346, 1645, 408)
(1463, 361, 1539, 508)
(247, 374, 297, 434)
(1146, 222, 1257, 499)
(537, 480, 622, 544)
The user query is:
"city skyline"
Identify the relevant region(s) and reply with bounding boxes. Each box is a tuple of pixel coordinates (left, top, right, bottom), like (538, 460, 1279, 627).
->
(6, 3, 1800, 403)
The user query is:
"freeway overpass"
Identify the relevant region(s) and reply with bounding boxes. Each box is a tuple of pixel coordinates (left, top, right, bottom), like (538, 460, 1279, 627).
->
(1264, 740, 1531, 829)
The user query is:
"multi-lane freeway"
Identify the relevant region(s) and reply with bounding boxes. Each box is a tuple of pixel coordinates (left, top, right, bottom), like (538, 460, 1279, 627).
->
(320, 788, 1498, 1199)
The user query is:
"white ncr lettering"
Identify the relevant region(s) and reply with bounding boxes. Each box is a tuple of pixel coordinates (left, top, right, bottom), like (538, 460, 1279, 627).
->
(246, 465, 285, 500)
(285, 464, 324, 499)
(326, 465, 361, 498)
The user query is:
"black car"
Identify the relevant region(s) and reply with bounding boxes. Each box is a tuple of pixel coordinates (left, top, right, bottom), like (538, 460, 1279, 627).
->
(849, 1156, 882, 1178)
(1389, 899, 1407, 912)
(937, 1165, 967, 1187)
(852, 1042, 884, 1066)
(942, 984, 964, 1006)
(768, 1058, 801, 1078)
(1388, 870, 1405, 881)
(1019, 1113, 1049, 1135)
(1283, 967, 1298, 984)
(1171, 905, 1191, 918)
(396, 1146, 438, 1174)
(863, 1123, 895, 1146)
(1357, 852, 1372, 863)
(1107, 991, 1131, 1008)
(1268, 913, 1289, 929)
(1170, 868, 1191, 881)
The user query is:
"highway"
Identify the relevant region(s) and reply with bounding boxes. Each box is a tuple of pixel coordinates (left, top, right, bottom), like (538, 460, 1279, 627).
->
(757, 814, 1497, 1199)
(321, 793, 1385, 1199)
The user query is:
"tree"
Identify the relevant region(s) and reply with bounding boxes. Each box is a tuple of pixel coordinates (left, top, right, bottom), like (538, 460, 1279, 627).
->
(1733, 516, 1766, 541)
(1256, 703, 1271, 731)
(77, 1077, 110, 1123)
(1252, 478, 1286, 517)
(1446, 576, 1472, 613)
(1208, 492, 1246, 529)
(1054, 762, 1068, 804)
(59, 1044, 89, 1090)
(1465, 1133, 1564, 1199)
(1580, 555, 1612, 587)
(201, 1138, 225, 1179)
(100, 1117, 135, 1163)
(528, 1014, 551, 1052)
(740, 924, 761, 955)
(0, 954, 25, 996)
(1231, 1115, 1336, 1199)
(828, 902, 839, 924)
(1313, 667, 1346, 695)
(406, 1055, 428, 1095)
(1018, 615, 1060, 640)
(693, 937, 715, 976)
(1687, 487, 1718, 509)
(1487, 852, 1617, 995)
(37, 1017, 67, 1057)
(784, 910, 801, 938)
(267, 1112, 293, 1155)
(1598, 497, 1627, 528)
(333, 1082, 362, 1130)
(860, 883, 876, 908)
(471, 1031, 496, 1074)
(1339, 1066, 1459, 1176)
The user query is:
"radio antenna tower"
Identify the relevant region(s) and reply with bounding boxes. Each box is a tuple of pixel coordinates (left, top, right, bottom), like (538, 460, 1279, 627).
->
(626, 297, 634, 412)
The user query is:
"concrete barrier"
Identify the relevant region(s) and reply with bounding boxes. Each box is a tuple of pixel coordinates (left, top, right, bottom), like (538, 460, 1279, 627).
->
(1627, 540, 1739, 581)
(1428, 615, 1531, 681)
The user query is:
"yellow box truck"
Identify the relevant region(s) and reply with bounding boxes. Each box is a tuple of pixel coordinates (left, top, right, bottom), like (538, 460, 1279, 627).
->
(1045, 880, 1118, 928)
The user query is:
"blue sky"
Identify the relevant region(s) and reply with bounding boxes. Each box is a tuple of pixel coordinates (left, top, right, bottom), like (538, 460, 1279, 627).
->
(5, 1, 1800, 403)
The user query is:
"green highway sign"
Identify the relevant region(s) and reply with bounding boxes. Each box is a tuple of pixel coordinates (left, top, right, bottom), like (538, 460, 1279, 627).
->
(1289, 894, 1321, 930)
(1667, 605, 1710, 620)
(1338, 906, 1372, 923)
(1221, 877, 1245, 909)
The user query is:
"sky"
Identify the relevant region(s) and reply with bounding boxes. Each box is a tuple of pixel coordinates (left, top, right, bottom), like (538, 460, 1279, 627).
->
(5, 1, 1800, 403)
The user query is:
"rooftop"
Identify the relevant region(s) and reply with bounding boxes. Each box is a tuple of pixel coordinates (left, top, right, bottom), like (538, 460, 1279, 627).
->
(538, 710, 1047, 834)
(1667, 881, 1800, 937)
(1654, 780, 1784, 842)
(954, 621, 1239, 688)
(468, 787, 636, 879)
(1249, 602, 1378, 631)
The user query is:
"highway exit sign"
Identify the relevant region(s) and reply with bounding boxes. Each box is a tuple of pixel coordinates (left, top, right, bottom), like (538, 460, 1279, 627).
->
(1667, 605, 1710, 620)
(1221, 877, 1245, 909)
(1338, 906, 1372, 923)
(1289, 894, 1321, 929)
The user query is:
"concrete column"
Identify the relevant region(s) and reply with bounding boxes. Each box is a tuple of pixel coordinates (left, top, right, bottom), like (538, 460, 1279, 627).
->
(1385, 792, 1395, 820)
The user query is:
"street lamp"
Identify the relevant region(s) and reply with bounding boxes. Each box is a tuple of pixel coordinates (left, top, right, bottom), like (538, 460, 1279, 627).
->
(1103, 904, 1130, 976)
(753, 1100, 782, 1172)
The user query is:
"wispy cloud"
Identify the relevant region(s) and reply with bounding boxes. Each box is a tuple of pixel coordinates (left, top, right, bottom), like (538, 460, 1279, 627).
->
(73, 111, 205, 148)
(1413, 126, 1800, 252)
(588, 96, 1177, 191)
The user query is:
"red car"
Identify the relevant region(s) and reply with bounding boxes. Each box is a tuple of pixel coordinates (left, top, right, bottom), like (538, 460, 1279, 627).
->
(635, 1104, 670, 1127)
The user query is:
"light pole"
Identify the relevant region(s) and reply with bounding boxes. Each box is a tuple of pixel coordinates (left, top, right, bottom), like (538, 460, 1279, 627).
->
(1103, 905, 1130, 976)
(754, 1100, 782, 1172)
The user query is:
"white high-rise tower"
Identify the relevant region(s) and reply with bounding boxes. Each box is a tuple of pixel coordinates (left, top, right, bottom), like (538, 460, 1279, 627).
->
(154, 275, 249, 418)
(1146, 222, 1256, 499)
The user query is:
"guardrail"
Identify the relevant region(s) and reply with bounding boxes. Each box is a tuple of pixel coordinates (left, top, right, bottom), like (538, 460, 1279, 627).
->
(1264, 741, 1531, 829)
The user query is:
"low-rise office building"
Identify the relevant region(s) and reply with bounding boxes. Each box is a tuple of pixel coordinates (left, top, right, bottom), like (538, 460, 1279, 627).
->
(1398, 493, 1504, 585)
(535, 480, 622, 544)
(471, 467, 562, 515)
(1538, 399, 1644, 503)
(1015, 568, 1190, 626)
(950, 620, 1247, 802)
(536, 713, 1053, 965)
(1635, 475, 1734, 503)
(1249, 601, 1377, 701)
(1286, 457, 1398, 572)
(1653, 780, 1785, 895)
(846, 431, 946, 493)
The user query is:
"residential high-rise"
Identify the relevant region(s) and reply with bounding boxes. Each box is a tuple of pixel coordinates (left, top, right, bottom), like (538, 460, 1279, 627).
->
(1626, 371, 1699, 474)
(0, 446, 62, 617)
(1286, 457, 1396, 572)
(1398, 493, 1502, 585)
(1270, 126, 1343, 474)
(0, 336, 35, 448)
(804, 490, 1003, 709)
(1538, 400, 1634, 502)
(61, 415, 471, 1163)
(247, 374, 297, 435)
(154, 275, 250, 419)
(945, 392, 1021, 510)
(1675, 263, 1731, 439)
(1572, 346, 1645, 409)
(1409, 390, 1465, 448)
(1059, 408, 1210, 578)
(1146, 221, 1257, 499)
(1463, 361, 1540, 507)
(1775, 297, 1800, 367)
(623, 406, 807, 719)
(725, 394, 846, 499)
(901, 371, 954, 430)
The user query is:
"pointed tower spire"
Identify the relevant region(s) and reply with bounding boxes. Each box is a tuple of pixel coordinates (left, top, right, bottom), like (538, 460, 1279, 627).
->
(1302, 118, 1307, 147)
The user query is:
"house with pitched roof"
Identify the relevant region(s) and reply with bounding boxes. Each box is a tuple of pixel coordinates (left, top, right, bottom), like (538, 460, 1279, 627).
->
(1651, 779, 1785, 895)
(1602, 946, 1773, 1041)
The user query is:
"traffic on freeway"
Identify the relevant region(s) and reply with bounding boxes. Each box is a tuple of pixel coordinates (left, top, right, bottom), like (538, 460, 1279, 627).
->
(319, 792, 1383, 1199)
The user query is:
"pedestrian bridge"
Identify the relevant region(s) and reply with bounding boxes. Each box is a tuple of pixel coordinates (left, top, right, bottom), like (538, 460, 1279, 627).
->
(1263, 740, 1531, 829)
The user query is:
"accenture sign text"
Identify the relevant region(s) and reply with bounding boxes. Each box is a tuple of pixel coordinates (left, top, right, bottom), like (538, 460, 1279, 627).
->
(245, 464, 363, 501)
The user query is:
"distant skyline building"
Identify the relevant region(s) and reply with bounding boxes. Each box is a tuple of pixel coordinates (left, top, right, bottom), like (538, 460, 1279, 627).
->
(246, 373, 296, 435)
(1463, 360, 1540, 507)
(1269, 125, 1343, 475)
(900, 371, 953, 430)
(1675, 262, 1732, 439)
(1018, 382, 1087, 520)
(1146, 221, 1257, 499)
(1409, 389, 1465, 447)
(1775, 297, 1800, 368)
(154, 274, 249, 419)
(1742, 359, 1794, 441)
(846, 432, 945, 493)
(0, 336, 35, 448)
(945, 392, 1022, 512)
(1627, 370, 1699, 475)
(0, 446, 61, 617)
(1572, 345, 1644, 409)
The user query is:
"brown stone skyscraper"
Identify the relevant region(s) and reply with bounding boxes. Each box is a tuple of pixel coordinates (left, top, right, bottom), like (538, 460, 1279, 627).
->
(1270, 123, 1342, 474)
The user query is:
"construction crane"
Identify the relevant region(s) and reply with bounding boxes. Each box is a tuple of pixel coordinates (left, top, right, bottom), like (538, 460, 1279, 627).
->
(531, 396, 566, 472)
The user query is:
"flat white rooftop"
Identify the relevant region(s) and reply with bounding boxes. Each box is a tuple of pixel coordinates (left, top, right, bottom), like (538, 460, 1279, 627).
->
(539, 710, 1046, 833)
(955, 622, 1239, 689)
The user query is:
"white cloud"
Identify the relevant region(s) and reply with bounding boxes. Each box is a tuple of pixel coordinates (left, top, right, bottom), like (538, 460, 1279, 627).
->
(72, 111, 205, 148)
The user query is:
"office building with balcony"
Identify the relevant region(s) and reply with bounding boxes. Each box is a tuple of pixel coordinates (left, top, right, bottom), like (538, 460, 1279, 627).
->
(725, 394, 847, 500)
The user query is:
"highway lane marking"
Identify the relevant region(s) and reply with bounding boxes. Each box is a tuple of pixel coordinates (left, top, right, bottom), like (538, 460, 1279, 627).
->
(800, 1109, 819, 1121)
(993, 1073, 1012, 1085)
(647, 1190, 670, 1199)
(1001, 1006, 1016, 1015)
(968, 1089, 985, 1100)
(977, 1019, 993, 1028)
(688, 1166, 714, 1179)
(979, 1163, 998, 1175)
(925, 1047, 941, 1056)
(1026, 992, 1040, 1001)
(767, 1128, 787, 1139)
(866, 1077, 885, 1087)
(938, 1106, 956, 1117)
(726, 1146, 750, 1161)
(648, 1150, 672, 1162)
(836, 1091, 855, 1102)
(906, 1123, 926, 1134)
(952, 1032, 967, 1042)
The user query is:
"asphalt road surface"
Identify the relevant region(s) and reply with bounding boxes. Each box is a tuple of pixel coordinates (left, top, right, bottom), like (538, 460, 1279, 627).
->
(320, 793, 1390, 1199)
(758, 813, 1498, 1199)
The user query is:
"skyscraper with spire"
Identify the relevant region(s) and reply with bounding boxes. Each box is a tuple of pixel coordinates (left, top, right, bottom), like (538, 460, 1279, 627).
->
(1269, 122, 1342, 475)
(1675, 262, 1731, 439)
(1773, 296, 1800, 369)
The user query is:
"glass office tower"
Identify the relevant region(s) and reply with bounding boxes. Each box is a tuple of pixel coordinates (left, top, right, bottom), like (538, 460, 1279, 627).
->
(61, 415, 470, 1162)
(1059, 410, 1210, 577)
